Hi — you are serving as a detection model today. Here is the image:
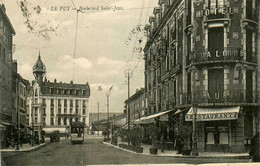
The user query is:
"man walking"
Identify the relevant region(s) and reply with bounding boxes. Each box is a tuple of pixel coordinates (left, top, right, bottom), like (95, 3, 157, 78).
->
(176, 132, 183, 154)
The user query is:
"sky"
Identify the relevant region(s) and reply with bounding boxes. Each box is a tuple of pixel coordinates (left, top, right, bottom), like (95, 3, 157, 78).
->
(2, 0, 158, 115)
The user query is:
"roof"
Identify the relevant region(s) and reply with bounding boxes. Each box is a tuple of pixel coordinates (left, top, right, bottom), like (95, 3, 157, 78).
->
(33, 55, 46, 73)
(125, 88, 144, 103)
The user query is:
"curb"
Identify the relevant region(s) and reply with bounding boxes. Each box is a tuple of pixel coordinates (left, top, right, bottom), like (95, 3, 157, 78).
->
(102, 142, 250, 159)
(1, 142, 50, 153)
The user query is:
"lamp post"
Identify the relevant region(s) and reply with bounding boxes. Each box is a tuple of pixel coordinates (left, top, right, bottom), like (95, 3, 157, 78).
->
(16, 77, 20, 150)
(106, 86, 113, 139)
(191, 104, 199, 156)
(124, 69, 133, 146)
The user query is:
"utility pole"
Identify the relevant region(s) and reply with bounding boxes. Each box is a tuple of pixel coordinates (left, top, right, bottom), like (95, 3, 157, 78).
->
(16, 77, 20, 150)
(97, 102, 100, 136)
(191, 104, 199, 156)
(124, 69, 133, 145)
(106, 86, 113, 140)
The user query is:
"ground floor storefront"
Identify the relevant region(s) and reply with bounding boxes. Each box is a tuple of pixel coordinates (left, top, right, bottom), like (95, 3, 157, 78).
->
(136, 105, 260, 154)
(185, 106, 260, 153)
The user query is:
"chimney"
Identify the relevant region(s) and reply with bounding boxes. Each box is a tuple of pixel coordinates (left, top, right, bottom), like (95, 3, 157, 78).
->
(12, 60, 18, 73)
(1, 4, 6, 13)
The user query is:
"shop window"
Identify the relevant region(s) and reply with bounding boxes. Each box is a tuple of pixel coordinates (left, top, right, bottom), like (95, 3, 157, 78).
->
(246, 0, 253, 20)
(205, 121, 229, 146)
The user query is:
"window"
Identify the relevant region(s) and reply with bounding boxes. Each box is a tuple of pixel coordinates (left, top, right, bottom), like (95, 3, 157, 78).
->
(58, 108, 61, 114)
(83, 118, 85, 123)
(43, 108, 46, 116)
(64, 107, 67, 114)
(51, 108, 54, 116)
(51, 118, 54, 125)
(58, 118, 61, 125)
(246, 29, 253, 62)
(83, 108, 86, 115)
(43, 117, 46, 125)
(58, 99, 61, 107)
(209, 0, 224, 8)
(208, 69, 224, 102)
(208, 27, 224, 59)
(70, 100, 73, 107)
(70, 107, 73, 114)
(35, 117, 38, 123)
(64, 99, 67, 107)
(76, 108, 78, 114)
(70, 118, 73, 125)
(64, 117, 67, 125)
(246, 70, 253, 102)
(51, 99, 54, 106)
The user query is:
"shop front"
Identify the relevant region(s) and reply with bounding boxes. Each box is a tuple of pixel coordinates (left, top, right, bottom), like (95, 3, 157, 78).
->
(185, 106, 241, 152)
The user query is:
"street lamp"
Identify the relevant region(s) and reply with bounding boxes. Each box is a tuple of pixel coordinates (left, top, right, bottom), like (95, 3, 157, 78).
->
(106, 85, 113, 139)
(191, 103, 199, 156)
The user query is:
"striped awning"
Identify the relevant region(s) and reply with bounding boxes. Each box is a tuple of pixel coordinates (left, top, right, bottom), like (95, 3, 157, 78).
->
(185, 106, 240, 121)
(134, 109, 174, 124)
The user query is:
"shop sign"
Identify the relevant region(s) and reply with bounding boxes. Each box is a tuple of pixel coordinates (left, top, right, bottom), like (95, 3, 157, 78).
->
(185, 112, 238, 121)
(196, 7, 238, 18)
(191, 49, 243, 60)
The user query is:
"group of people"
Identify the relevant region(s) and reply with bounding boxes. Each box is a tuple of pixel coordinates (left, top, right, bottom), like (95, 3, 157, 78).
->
(158, 131, 184, 154)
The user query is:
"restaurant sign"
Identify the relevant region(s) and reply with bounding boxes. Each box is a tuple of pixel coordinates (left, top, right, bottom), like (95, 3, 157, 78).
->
(185, 112, 238, 121)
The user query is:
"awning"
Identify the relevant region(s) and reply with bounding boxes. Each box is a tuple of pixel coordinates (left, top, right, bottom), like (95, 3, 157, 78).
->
(135, 109, 174, 124)
(1, 122, 14, 126)
(185, 106, 240, 121)
(43, 127, 68, 133)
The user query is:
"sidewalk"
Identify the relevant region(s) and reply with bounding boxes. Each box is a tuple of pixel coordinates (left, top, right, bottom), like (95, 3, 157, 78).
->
(103, 142, 250, 159)
(1, 142, 49, 152)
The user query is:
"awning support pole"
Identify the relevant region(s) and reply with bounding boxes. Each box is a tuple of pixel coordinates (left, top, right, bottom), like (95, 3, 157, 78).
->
(192, 104, 199, 156)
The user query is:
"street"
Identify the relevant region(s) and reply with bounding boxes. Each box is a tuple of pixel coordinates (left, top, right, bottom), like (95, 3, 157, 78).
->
(2, 136, 250, 166)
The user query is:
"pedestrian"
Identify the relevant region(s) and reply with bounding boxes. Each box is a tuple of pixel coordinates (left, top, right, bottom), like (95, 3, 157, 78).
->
(176, 132, 184, 154)
(249, 132, 260, 162)
(160, 135, 166, 152)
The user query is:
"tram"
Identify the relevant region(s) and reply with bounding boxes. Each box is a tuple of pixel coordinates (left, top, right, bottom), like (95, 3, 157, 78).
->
(70, 122, 85, 144)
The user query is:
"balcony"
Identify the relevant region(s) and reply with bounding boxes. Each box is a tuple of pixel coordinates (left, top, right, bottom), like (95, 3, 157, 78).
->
(180, 90, 259, 106)
(191, 48, 244, 65)
(56, 113, 80, 117)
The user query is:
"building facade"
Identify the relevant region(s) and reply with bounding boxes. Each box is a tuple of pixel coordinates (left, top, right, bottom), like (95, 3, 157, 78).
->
(27, 55, 91, 138)
(0, 4, 18, 147)
(125, 88, 146, 124)
(12, 60, 30, 139)
(0, 4, 15, 128)
(142, 0, 260, 153)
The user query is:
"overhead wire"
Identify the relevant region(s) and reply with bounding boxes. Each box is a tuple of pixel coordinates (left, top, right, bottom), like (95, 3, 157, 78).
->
(127, 0, 145, 70)
(131, 0, 152, 72)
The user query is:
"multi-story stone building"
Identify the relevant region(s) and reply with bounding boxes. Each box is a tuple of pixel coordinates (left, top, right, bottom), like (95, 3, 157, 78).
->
(125, 88, 146, 123)
(12, 60, 30, 138)
(140, 0, 260, 153)
(0, 4, 16, 145)
(27, 55, 90, 138)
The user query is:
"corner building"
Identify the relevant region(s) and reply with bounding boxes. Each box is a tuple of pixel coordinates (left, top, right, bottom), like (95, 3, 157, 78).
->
(28, 55, 90, 138)
(143, 0, 260, 153)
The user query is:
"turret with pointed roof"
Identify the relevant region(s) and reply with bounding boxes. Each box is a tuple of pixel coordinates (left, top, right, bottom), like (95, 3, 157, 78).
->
(33, 52, 46, 86)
